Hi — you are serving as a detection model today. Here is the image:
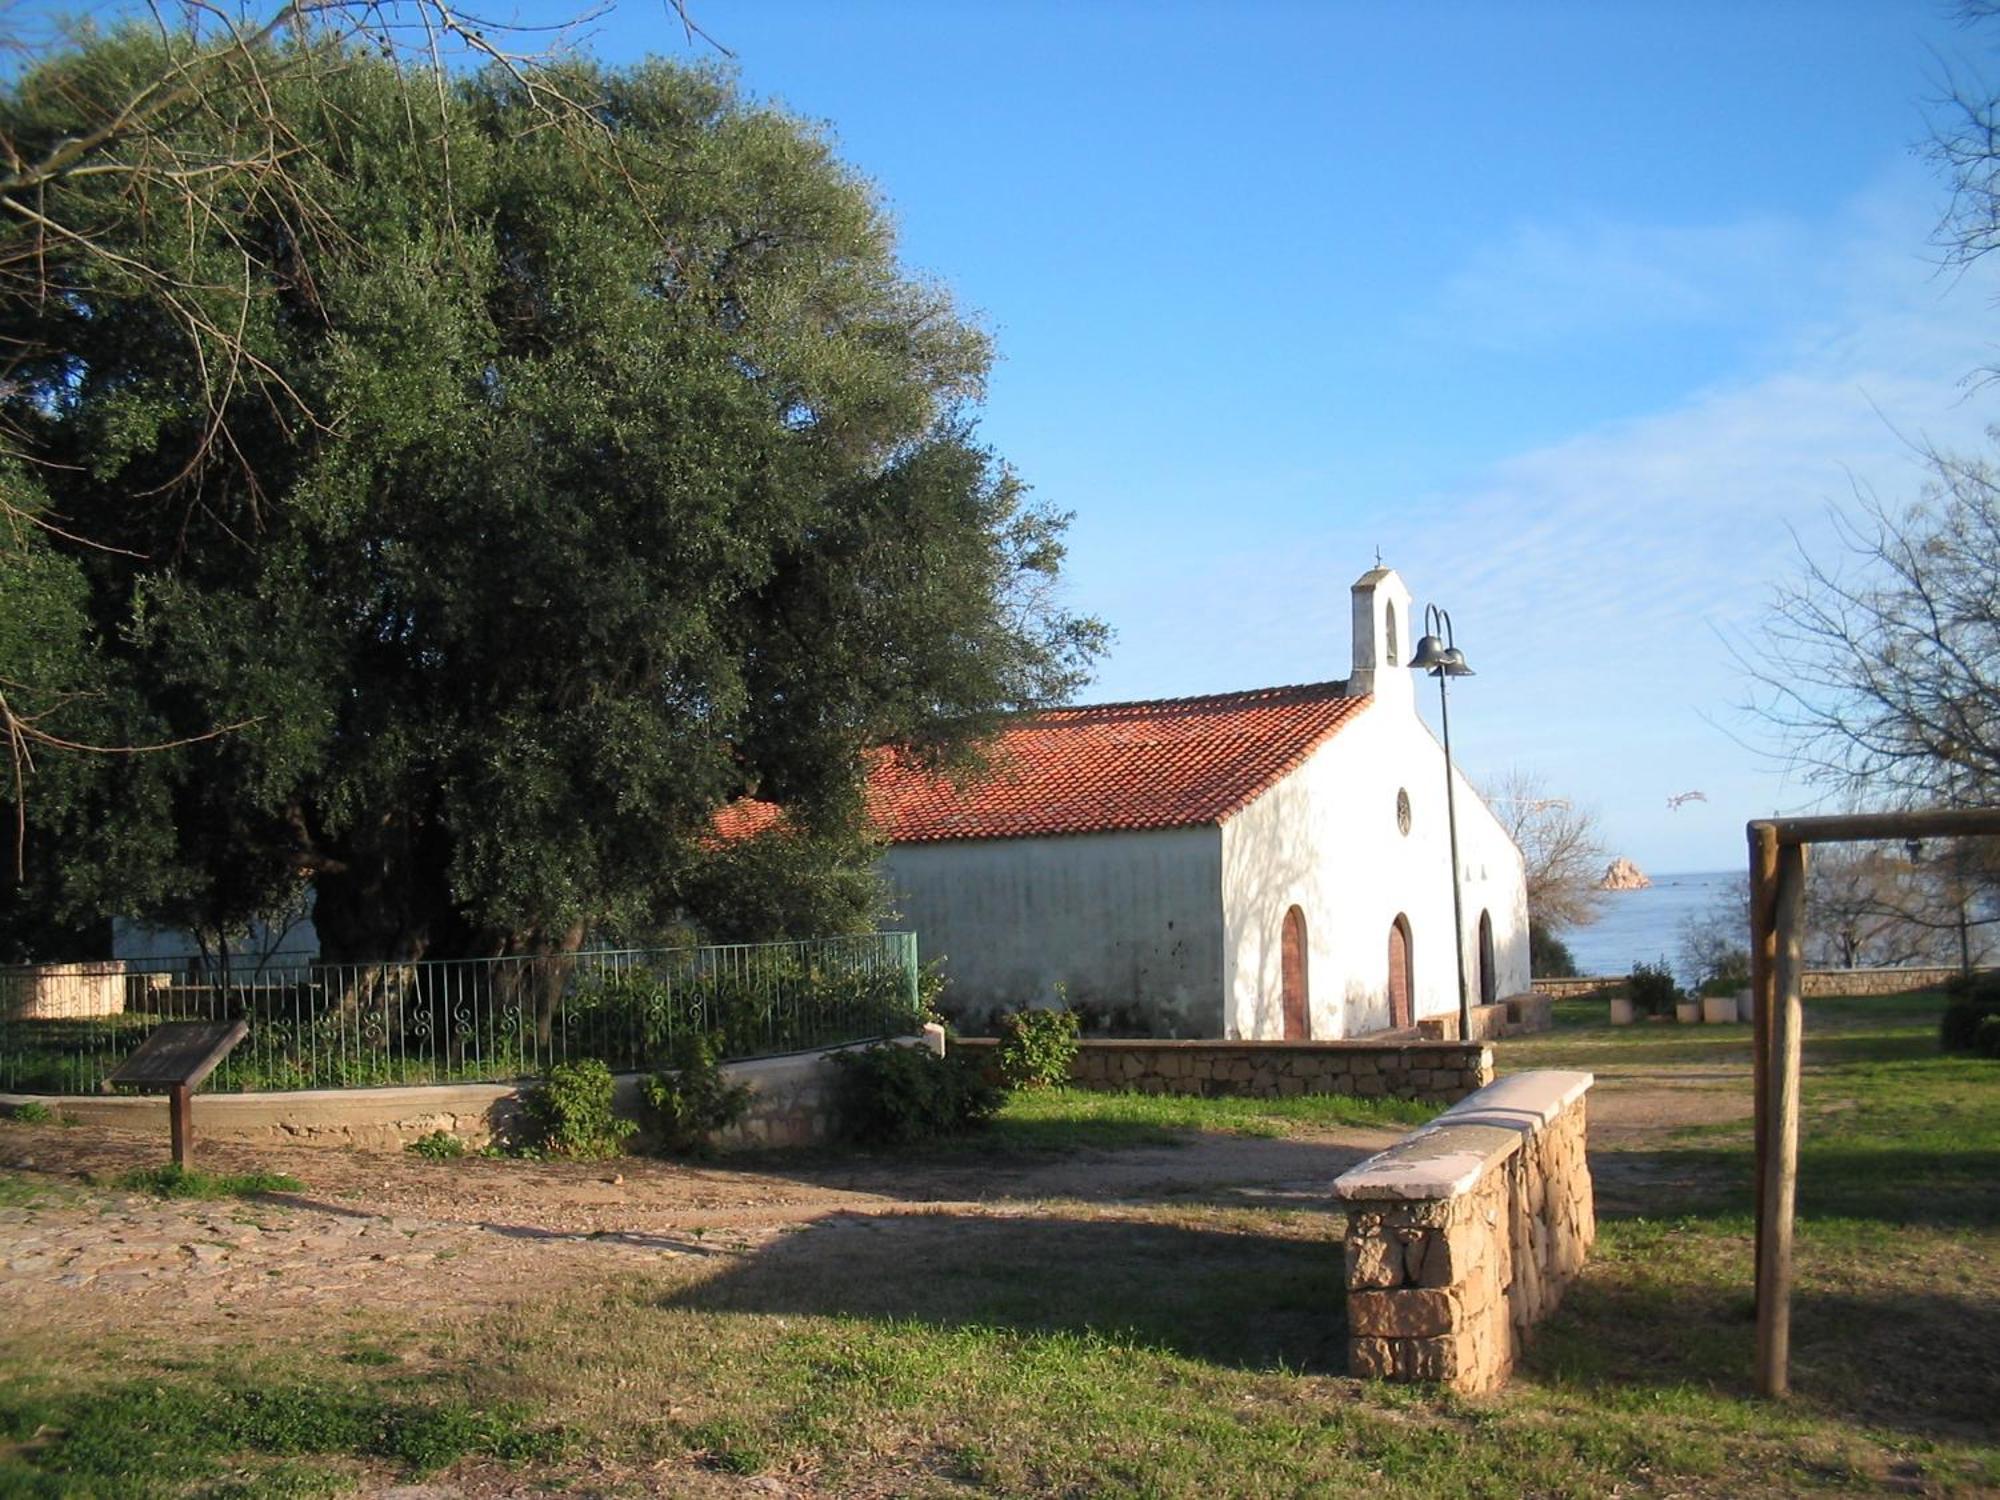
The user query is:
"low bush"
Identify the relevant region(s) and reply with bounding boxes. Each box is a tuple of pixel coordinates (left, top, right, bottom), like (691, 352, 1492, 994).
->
(1529, 923, 1579, 979)
(640, 1033, 752, 1156)
(1627, 959, 1681, 1018)
(1974, 1013, 2000, 1059)
(8, 1100, 52, 1124)
(520, 1059, 635, 1159)
(405, 1130, 466, 1161)
(1941, 993, 2000, 1053)
(996, 1007, 1080, 1089)
(833, 1043, 1003, 1145)
(1697, 974, 1746, 1000)
(1942, 969, 2000, 1004)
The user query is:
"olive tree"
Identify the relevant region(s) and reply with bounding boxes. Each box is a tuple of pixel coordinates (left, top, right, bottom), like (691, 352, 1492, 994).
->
(0, 35, 1104, 963)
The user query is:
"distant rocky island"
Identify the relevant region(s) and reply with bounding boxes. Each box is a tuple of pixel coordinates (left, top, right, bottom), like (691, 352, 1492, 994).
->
(1599, 857, 1651, 891)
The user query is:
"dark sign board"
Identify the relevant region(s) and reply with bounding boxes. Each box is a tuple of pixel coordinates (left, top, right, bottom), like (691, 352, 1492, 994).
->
(107, 1019, 249, 1094)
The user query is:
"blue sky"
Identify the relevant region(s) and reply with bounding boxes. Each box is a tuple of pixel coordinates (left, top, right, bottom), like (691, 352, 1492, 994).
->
(40, 0, 2000, 872)
(575, 0, 1990, 875)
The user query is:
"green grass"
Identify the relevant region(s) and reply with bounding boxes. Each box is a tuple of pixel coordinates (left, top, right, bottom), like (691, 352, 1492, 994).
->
(0, 1354, 561, 1498)
(446, 989, 1996, 1494)
(8, 991, 1995, 1496)
(979, 1086, 1437, 1150)
(115, 1163, 306, 1200)
(0, 1169, 61, 1207)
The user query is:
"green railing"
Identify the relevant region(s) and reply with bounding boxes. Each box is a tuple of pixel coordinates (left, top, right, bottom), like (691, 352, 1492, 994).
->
(0, 933, 921, 1095)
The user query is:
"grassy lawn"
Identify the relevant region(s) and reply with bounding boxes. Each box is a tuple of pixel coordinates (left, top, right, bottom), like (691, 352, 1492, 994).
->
(2, 992, 1993, 1495)
(978, 1084, 1436, 1151)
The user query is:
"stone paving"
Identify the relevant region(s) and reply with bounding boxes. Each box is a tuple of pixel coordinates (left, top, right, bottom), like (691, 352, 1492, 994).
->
(0, 1179, 748, 1343)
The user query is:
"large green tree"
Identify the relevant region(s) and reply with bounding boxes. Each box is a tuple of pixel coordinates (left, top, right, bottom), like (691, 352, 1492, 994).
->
(0, 33, 1103, 961)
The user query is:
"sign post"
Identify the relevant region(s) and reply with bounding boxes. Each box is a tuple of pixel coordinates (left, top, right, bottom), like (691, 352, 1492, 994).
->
(106, 1019, 249, 1169)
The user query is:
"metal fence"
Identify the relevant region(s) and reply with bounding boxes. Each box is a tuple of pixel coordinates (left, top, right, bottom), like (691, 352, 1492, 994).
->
(0, 933, 921, 1095)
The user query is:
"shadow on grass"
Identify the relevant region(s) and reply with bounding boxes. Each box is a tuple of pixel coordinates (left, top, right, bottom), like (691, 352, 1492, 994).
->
(1593, 1145, 2000, 1229)
(1524, 1247, 2000, 1443)
(722, 1131, 1378, 1216)
(663, 1210, 1348, 1375)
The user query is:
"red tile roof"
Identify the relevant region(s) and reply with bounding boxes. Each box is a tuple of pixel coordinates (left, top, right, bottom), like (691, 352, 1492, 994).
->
(715, 681, 1373, 845)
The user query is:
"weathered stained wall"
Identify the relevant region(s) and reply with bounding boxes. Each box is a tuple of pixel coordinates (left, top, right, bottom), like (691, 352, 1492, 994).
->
(881, 827, 1225, 1034)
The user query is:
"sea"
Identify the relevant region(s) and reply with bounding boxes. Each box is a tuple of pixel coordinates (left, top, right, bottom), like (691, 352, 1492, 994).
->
(1560, 870, 1743, 983)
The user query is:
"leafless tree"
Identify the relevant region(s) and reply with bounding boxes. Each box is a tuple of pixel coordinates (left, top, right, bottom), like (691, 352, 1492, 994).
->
(1747, 458, 2000, 811)
(1485, 767, 1608, 933)
(1804, 843, 1958, 969)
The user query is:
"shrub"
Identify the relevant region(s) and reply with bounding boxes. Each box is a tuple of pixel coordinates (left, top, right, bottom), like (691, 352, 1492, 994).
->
(1697, 973, 1746, 1000)
(1529, 923, 1579, 979)
(520, 1059, 636, 1159)
(8, 1100, 53, 1124)
(1974, 1013, 2000, 1059)
(996, 1006, 1080, 1089)
(640, 1032, 752, 1156)
(1941, 993, 2000, 1053)
(833, 1043, 1002, 1145)
(405, 1130, 465, 1161)
(1943, 969, 2000, 1005)
(1627, 959, 1681, 1018)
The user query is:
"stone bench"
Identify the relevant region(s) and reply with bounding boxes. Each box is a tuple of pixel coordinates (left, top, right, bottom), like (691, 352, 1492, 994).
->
(1333, 1069, 1594, 1393)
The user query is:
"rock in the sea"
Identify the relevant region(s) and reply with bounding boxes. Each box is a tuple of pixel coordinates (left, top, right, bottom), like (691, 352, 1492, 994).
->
(1599, 857, 1651, 891)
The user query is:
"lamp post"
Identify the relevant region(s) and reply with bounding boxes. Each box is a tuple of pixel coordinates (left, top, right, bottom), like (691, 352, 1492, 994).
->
(1410, 605, 1475, 1041)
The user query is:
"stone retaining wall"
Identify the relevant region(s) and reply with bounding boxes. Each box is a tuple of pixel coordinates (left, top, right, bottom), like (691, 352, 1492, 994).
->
(1415, 993, 1554, 1043)
(1334, 1069, 1594, 1394)
(953, 1037, 1493, 1105)
(1799, 965, 1984, 996)
(0, 1033, 936, 1153)
(1528, 976, 1620, 1000)
(1536, 966, 1987, 1001)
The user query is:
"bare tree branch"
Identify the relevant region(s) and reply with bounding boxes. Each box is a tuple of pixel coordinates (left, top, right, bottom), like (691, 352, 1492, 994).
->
(1483, 767, 1608, 933)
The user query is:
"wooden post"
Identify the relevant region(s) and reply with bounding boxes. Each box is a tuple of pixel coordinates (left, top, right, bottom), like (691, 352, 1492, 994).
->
(169, 1083, 193, 1169)
(1747, 823, 1779, 1269)
(1755, 839, 1807, 1397)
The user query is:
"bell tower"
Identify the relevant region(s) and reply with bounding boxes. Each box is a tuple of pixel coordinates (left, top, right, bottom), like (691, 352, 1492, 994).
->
(1347, 565, 1414, 708)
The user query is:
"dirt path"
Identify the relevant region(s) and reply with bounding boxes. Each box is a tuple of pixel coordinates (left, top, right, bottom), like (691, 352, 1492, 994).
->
(0, 1117, 1394, 1349)
(0, 1058, 1753, 1344)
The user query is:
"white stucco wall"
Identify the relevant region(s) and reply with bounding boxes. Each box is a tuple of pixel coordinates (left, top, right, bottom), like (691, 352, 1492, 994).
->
(1219, 703, 1529, 1040)
(881, 826, 1225, 1035)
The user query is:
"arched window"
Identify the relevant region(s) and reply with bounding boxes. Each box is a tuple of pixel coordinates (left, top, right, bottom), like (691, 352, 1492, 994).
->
(1385, 602, 1400, 666)
(1478, 909, 1497, 1006)
(1281, 906, 1310, 1040)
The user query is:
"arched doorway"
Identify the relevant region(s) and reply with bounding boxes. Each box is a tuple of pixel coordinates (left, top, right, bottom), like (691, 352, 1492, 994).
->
(1477, 910, 1497, 1006)
(1387, 915, 1413, 1029)
(1281, 906, 1310, 1039)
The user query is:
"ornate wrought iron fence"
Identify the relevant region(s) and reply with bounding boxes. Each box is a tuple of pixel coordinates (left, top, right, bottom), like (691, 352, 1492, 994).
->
(0, 933, 921, 1095)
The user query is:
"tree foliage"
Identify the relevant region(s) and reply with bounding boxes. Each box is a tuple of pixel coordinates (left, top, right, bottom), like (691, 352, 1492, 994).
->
(0, 32, 1104, 961)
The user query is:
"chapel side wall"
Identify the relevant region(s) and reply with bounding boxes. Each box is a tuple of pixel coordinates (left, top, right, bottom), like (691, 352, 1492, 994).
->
(1220, 705, 1529, 1039)
(881, 827, 1225, 1035)
(1450, 761, 1531, 1003)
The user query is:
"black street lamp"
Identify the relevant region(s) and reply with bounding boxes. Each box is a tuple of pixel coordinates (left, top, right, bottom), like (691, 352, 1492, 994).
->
(1410, 605, 1475, 1040)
